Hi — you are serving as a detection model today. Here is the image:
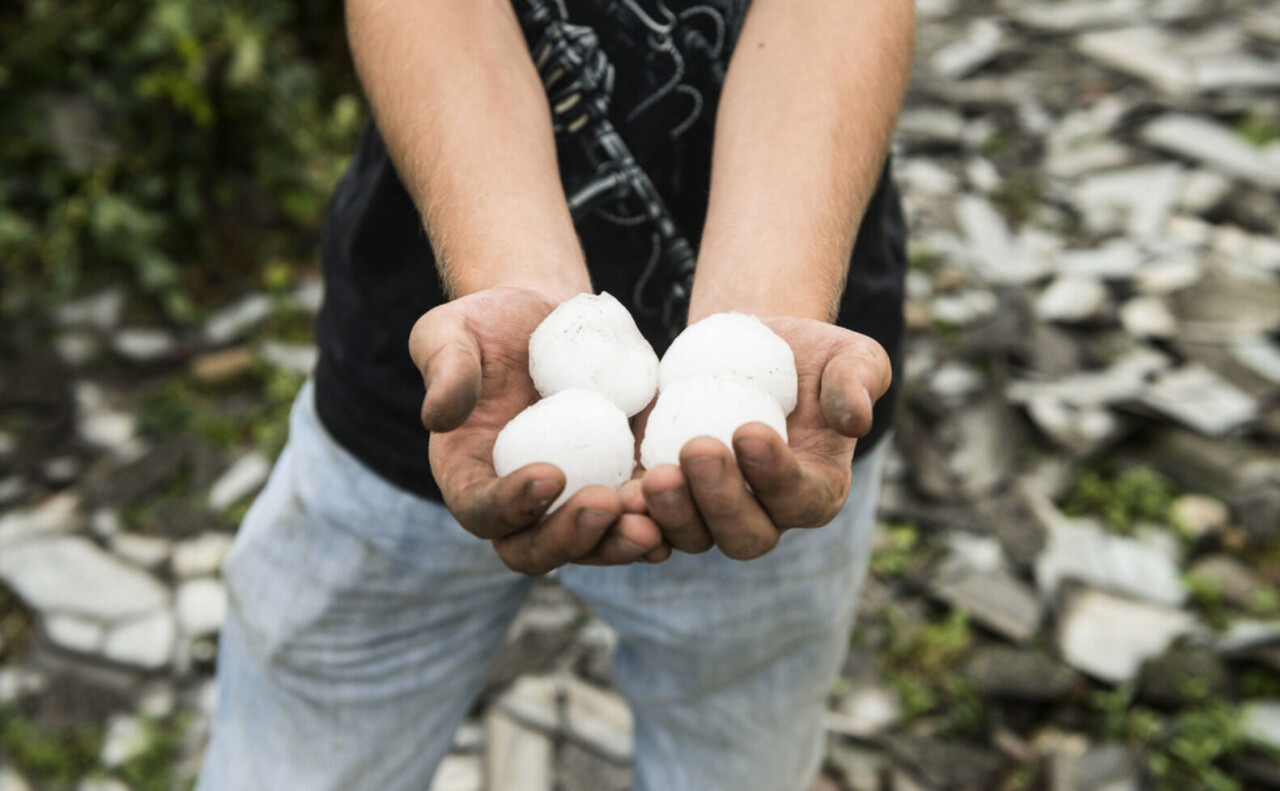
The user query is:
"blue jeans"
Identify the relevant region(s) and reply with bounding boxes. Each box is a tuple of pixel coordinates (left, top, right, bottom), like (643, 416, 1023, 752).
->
(196, 382, 887, 791)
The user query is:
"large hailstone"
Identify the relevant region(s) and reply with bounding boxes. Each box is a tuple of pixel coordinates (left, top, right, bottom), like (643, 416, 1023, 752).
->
(493, 388, 635, 512)
(529, 292, 659, 416)
(639, 376, 788, 470)
(658, 312, 798, 415)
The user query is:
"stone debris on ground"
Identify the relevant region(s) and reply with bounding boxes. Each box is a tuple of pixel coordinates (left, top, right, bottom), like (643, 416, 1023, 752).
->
(2, 1, 1280, 789)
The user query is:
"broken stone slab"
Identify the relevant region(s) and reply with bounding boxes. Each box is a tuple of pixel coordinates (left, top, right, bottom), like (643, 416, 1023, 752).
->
(562, 676, 633, 764)
(1244, 700, 1280, 752)
(962, 646, 1079, 701)
(493, 675, 560, 734)
(1025, 398, 1126, 456)
(1233, 462, 1280, 541)
(101, 714, 148, 768)
(900, 394, 1021, 503)
(429, 754, 482, 791)
(1188, 555, 1271, 610)
(172, 532, 234, 578)
(556, 742, 633, 791)
(54, 287, 126, 331)
(0, 493, 80, 550)
(929, 290, 1000, 327)
(932, 556, 1043, 643)
(1138, 363, 1258, 437)
(1011, 0, 1143, 32)
(207, 452, 271, 511)
(1035, 276, 1112, 324)
(955, 195, 1051, 285)
(1169, 494, 1230, 540)
(931, 19, 1004, 80)
(1056, 242, 1145, 281)
(1049, 743, 1140, 791)
(109, 533, 172, 571)
(191, 346, 256, 385)
(896, 107, 968, 148)
(825, 681, 903, 739)
(1231, 333, 1280, 385)
(1056, 587, 1198, 683)
(176, 577, 227, 637)
(102, 609, 175, 670)
(1179, 169, 1233, 215)
(884, 737, 1003, 791)
(0, 535, 168, 621)
(1076, 26, 1195, 94)
(0, 768, 32, 791)
(1170, 267, 1280, 339)
(203, 293, 274, 346)
(1133, 254, 1203, 295)
(1035, 519, 1186, 606)
(1119, 296, 1176, 339)
(825, 739, 886, 791)
(485, 709, 554, 791)
(260, 341, 318, 376)
(1138, 645, 1229, 707)
(45, 614, 105, 655)
(1073, 164, 1184, 241)
(1142, 114, 1280, 191)
(111, 328, 177, 364)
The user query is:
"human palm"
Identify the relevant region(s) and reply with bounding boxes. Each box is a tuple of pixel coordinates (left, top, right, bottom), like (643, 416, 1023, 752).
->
(411, 287, 668, 573)
(630, 316, 891, 559)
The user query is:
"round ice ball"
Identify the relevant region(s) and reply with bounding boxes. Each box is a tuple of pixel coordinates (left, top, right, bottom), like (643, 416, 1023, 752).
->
(493, 388, 635, 512)
(658, 313, 798, 415)
(529, 292, 659, 417)
(639, 376, 788, 470)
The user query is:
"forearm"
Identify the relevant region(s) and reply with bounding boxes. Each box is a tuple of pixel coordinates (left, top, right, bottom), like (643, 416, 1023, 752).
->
(689, 0, 914, 322)
(347, 0, 589, 302)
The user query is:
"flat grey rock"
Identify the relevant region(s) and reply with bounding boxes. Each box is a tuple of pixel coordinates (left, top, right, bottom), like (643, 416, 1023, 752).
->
(1035, 276, 1112, 324)
(562, 676, 633, 764)
(0, 535, 168, 621)
(933, 557, 1043, 643)
(203, 293, 274, 346)
(102, 610, 175, 670)
(1035, 520, 1186, 606)
(208, 452, 271, 511)
(1142, 114, 1280, 191)
(1056, 588, 1197, 683)
(1139, 363, 1258, 437)
(932, 19, 1004, 79)
(176, 577, 227, 637)
(429, 755, 482, 791)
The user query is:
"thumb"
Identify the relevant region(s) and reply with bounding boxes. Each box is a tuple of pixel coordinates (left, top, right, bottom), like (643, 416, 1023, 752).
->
(409, 304, 483, 432)
(818, 333, 892, 438)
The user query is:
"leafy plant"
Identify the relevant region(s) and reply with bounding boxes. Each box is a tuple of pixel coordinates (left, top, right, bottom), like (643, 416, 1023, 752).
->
(1065, 465, 1175, 534)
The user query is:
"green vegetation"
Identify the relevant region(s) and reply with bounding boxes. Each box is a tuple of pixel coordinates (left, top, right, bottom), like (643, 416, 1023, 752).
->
(1092, 688, 1249, 791)
(0, 708, 103, 790)
(870, 523, 921, 579)
(1065, 465, 1176, 534)
(119, 715, 192, 791)
(0, 0, 364, 318)
(878, 608, 983, 735)
(990, 170, 1043, 228)
(1236, 111, 1280, 148)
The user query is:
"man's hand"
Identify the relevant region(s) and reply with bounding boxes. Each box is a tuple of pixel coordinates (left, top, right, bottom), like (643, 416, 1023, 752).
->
(410, 288, 669, 574)
(630, 317, 891, 560)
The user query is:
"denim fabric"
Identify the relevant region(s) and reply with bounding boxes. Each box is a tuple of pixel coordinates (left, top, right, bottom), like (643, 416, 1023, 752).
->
(197, 381, 887, 791)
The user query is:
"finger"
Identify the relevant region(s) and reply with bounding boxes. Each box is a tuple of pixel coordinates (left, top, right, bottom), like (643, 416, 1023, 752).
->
(445, 461, 565, 540)
(641, 464, 714, 554)
(574, 514, 668, 566)
(680, 437, 780, 561)
(819, 334, 892, 438)
(618, 478, 648, 515)
(733, 423, 849, 528)
(643, 544, 673, 563)
(492, 486, 622, 575)
(409, 307, 483, 432)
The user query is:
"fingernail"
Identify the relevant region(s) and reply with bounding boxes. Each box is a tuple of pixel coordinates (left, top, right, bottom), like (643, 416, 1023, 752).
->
(686, 456, 724, 486)
(736, 438, 771, 467)
(577, 508, 613, 534)
(526, 478, 560, 509)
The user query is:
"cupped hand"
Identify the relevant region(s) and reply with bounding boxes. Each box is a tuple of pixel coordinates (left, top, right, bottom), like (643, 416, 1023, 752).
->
(410, 287, 670, 574)
(627, 316, 892, 560)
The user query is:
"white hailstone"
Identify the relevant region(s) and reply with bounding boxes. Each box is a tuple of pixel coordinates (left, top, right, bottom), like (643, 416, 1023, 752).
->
(529, 292, 659, 416)
(639, 376, 788, 470)
(658, 313, 798, 415)
(493, 388, 635, 512)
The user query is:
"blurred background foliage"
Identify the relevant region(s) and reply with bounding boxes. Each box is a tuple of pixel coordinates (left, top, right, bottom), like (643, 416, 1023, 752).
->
(0, 0, 365, 322)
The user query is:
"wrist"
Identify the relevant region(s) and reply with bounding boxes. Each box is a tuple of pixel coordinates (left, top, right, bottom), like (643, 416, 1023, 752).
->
(687, 255, 841, 325)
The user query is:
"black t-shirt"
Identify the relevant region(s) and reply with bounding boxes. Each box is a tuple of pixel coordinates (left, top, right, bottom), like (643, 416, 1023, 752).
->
(313, 0, 906, 502)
